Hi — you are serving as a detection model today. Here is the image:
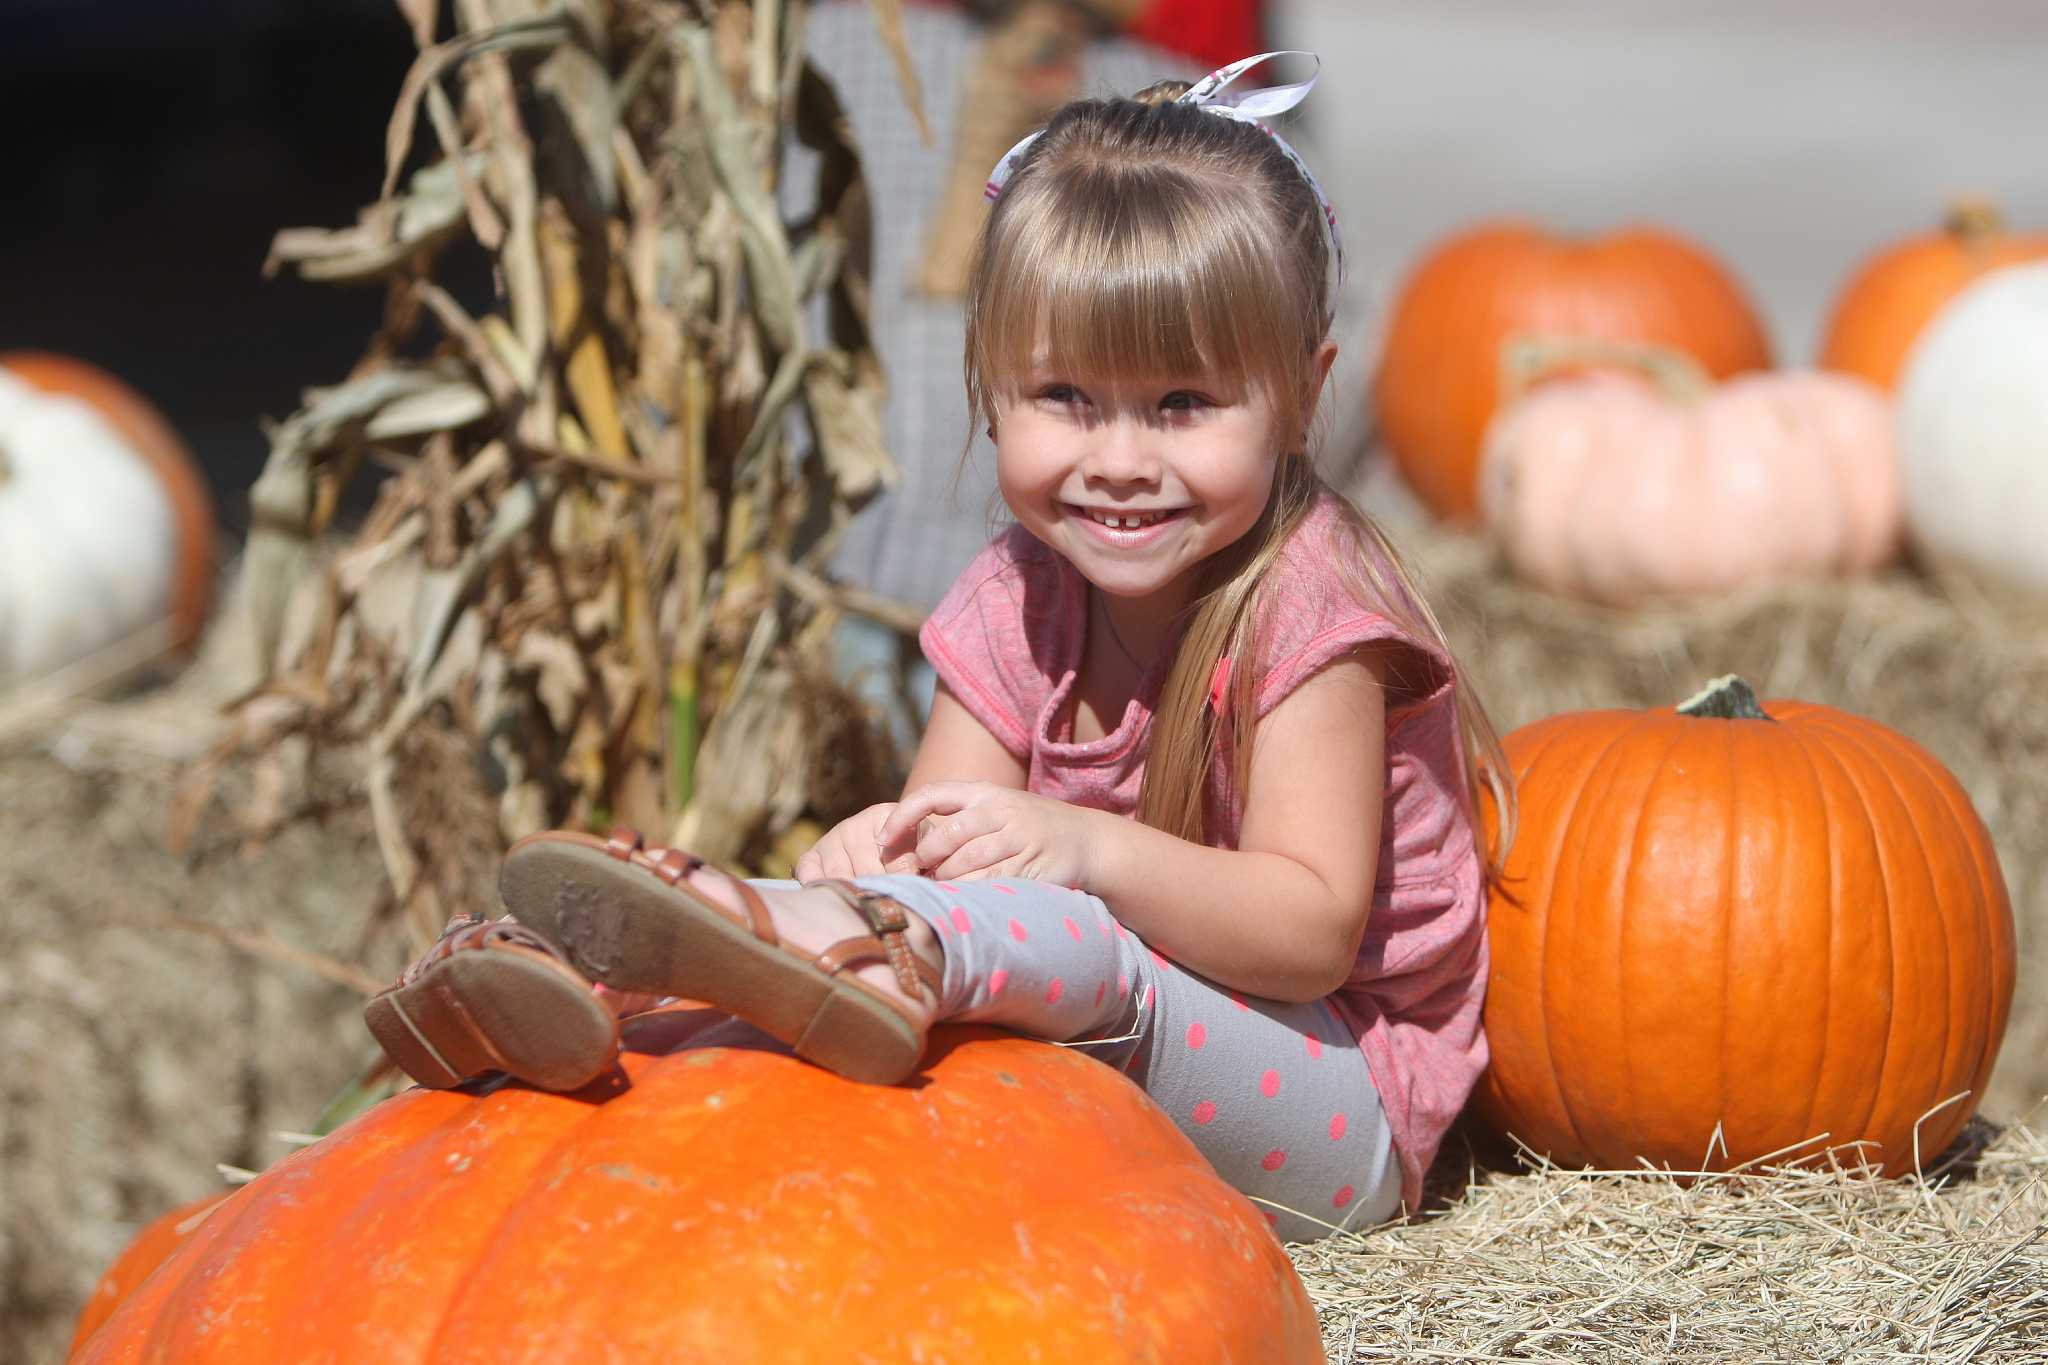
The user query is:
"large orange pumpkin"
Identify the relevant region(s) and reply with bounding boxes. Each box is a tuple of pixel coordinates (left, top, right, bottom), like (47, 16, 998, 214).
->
(1476, 677, 2014, 1176)
(1818, 201, 2048, 392)
(1374, 221, 1773, 523)
(74, 1016, 1323, 1363)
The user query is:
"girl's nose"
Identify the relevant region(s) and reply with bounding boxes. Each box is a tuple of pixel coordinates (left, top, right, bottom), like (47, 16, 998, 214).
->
(1080, 421, 1162, 487)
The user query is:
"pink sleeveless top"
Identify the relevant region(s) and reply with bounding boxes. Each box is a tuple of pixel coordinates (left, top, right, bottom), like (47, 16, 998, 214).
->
(918, 495, 1487, 1212)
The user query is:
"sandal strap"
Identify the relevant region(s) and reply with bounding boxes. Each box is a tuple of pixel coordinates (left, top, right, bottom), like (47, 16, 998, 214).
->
(809, 880, 938, 1001)
(605, 826, 778, 946)
(396, 914, 573, 987)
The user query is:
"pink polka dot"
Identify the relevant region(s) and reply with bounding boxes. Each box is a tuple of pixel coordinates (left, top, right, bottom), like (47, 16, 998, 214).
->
(1148, 947, 1169, 971)
(1332, 1185, 1355, 1209)
(1045, 977, 1065, 1005)
(1261, 1149, 1288, 1172)
(1063, 916, 1083, 942)
(1192, 1100, 1217, 1125)
(1007, 918, 1029, 942)
(1117, 973, 1129, 996)
(992, 884, 1017, 895)
(1259, 1069, 1281, 1098)
(1186, 1022, 1208, 1050)
(1098, 918, 1113, 938)
(1141, 985, 1155, 1009)
(1229, 991, 1250, 1011)
(1093, 980, 1107, 1006)
(1329, 1112, 1348, 1142)
(987, 969, 1009, 996)
(949, 907, 971, 933)
(936, 882, 959, 892)
(1305, 1035, 1323, 1060)
(1115, 922, 1128, 938)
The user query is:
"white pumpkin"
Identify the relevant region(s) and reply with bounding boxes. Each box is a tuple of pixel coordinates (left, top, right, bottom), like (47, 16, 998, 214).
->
(0, 354, 216, 683)
(1477, 339, 1901, 604)
(1896, 262, 2048, 594)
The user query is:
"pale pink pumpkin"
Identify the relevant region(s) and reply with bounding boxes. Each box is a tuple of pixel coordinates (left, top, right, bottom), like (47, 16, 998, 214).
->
(1478, 340, 1901, 604)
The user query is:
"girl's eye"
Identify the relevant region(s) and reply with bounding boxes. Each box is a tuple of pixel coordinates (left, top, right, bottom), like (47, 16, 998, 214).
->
(1160, 390, 1213, 413)
(1038, 383, 1084, 406)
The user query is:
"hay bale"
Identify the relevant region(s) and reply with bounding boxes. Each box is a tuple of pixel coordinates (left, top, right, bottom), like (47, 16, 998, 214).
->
(1291, 1118, 2048, 1360)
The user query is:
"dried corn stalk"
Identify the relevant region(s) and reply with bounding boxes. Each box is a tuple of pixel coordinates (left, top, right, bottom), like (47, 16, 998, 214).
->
(183, 0, 925, 946)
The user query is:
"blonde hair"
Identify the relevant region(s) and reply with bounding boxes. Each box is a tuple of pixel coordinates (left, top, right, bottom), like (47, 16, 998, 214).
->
(963, 83, 1517, 874)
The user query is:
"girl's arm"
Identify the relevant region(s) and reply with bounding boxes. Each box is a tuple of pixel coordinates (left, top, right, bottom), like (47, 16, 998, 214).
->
(885, 649, 1391, 1003)
(1082, 649, 1388, 1001)
(903, 683, 1029, 793)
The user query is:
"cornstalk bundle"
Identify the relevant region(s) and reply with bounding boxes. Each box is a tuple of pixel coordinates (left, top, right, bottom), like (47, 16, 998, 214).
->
(179, 0, 924, 946)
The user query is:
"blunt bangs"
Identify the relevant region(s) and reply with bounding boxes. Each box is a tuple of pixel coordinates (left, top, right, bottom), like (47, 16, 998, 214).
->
(967, 155, 1323, 444)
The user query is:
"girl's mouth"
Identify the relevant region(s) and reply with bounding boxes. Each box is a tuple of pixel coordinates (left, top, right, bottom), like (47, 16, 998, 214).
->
(1066, 504, 1187, 544)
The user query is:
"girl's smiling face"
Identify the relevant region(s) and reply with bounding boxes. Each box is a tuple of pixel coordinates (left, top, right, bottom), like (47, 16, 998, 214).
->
(995, 370, 1283, 611)
(993, 353, 1330, 613)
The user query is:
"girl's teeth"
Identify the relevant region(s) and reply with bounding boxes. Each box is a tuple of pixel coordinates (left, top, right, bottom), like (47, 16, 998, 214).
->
(1090, 511, 1165, 529)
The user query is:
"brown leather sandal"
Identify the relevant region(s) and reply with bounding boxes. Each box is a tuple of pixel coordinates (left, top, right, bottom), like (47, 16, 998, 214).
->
(363, 914, 620, 1092)
(499, 828, 941, 1086)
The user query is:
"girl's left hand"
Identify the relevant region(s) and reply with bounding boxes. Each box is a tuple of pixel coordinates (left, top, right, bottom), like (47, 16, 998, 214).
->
(877, 782, 1105, 887)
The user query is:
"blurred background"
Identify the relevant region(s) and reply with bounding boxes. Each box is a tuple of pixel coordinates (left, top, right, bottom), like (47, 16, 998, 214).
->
(6, 2, 2048, 1361)
(6, 0, 2045, 525)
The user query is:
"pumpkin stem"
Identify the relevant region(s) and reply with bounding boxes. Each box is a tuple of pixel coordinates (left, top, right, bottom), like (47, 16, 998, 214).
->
(1676, 674, 1773, 721)
(1498, 334, 1716, 406)
(1944, 197, 2006, 247)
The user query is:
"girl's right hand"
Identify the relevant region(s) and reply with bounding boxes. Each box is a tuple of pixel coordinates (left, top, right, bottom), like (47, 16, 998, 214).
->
(793, 802, 922, 882)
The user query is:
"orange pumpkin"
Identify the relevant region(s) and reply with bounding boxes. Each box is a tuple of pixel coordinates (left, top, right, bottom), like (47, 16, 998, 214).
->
(69, 1194, 230, 1357)
(1818, 201, 2048, 391)
(74, 1018, 1324, 1363)
(1374, 220, 1773, 523)
(0, 351, 217, 671)
(1477, 678, 2014, 1176)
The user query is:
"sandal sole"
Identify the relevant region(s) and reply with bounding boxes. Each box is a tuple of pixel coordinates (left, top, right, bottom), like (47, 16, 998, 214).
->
(364, 947, 618, 1092)
(500, 838, 924, 1086)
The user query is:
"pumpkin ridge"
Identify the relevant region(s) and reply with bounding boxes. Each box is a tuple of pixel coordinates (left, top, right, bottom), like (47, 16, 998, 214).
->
(1784, 722, 1839, 1148)
(78, 1183, 248, 1360)
(1807, 712, 1923, 1161)
(378, 1088, 583, 1363)
(1499, 715, 1610, 1161)
(1832, 710, 1984, 1160)
(1541, 716, 1649, 1165)
(414, 1067, 706, 1359)
(1845, 717, 2008, 1156)
(1616, 719, 1697, 1171)
(1478, 712, 1581, 1154)
(1714, 712, 1743, 1166)
(1782, 713, 1898, 1157)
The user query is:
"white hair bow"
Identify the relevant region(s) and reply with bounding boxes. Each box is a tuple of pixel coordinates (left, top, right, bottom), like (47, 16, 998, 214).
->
(983, 50, 1343, 286)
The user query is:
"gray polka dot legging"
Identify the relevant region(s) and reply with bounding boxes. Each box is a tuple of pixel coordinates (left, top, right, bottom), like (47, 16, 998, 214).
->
(756, 874, 1403, 1241)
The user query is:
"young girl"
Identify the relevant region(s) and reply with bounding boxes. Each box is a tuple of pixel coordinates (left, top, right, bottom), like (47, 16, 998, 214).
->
(364, 52, 1512, 1239)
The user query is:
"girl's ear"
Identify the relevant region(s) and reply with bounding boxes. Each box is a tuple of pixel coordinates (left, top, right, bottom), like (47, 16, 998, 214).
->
(1304, 339, 1339, 427)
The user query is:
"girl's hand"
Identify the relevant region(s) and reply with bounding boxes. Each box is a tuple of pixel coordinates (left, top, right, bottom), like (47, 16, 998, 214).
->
(794, 803, 921, 882)
(879, 782, 1105, 887)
